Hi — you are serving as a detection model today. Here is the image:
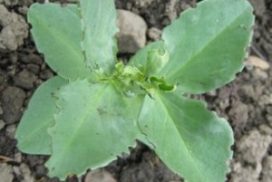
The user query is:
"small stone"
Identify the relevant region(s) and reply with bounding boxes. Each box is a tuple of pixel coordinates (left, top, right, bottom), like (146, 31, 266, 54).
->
(0, 5, 28, 51)
(266, 106, 272, 114)
(18, 6, 29, 15)
(147, 27, 162, 40)
(230, 162, 261, 182)
(253, 68, 268, 80)
(26, 156, 44, 168)
(85, 170, 116, 182)
(13, 166, 20, 176)
(14, 152, 22, 163)
(165, 0, 177, 21)
(248, 0, 266, 16)
(39, 69, 54, 80)
(0, 120, 5, 130)
(266, 114, 272, 127)
(219, 99, 230, 110)
(134, 0, 154, 8)
(0, 0, 19, 6)
(35, 165, 47, 177)
(21, 54, 43, 65)
(237, 129, 272, 164)
(14, 69, 37, 89)
(27, 64, 40, 74)
(6, 124, 16, 138)
(1, 86, 26, 124)
(117, 10, 147, 53)
(245, 56, 270, 70)
(259, 124, 272, 135)
(0, 163, 13, 182)
(228, 101, 249, 130)
(259, 94, 272, 106)
(206, 90, 217, 96)
(120, 158, 155, 182)
(261, 156, 272, 182)
(19, 163, 34, 182)
(238, 84, 255, 99)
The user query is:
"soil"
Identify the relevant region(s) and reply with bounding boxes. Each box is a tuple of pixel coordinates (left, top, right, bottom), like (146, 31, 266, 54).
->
(0, 0, 272, 182)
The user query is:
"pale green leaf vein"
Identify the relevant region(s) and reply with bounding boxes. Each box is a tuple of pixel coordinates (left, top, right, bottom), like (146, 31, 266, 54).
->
(165, 8, 250, 80)
(156, 94, 203, 178)
(51, 85, 108, 166)
(31, 13, 83, 67)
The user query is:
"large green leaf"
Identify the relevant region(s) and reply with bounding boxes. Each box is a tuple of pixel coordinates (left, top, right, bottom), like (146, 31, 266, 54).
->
(138, 92, 233, 182)
(80, 0, 118, 72)
(160, 0, 254, 94)
(15, 76, 67, 155)
(46, 80, 142, 179)
(28, 3, 91, 80)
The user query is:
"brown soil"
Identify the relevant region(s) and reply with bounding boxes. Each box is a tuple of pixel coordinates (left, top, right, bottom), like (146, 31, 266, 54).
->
(0, 0, 272, 182)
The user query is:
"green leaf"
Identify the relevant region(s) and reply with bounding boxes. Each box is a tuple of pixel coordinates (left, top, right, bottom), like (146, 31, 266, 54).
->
(129, 41, 167, 75)
(15, 76, 67, 155)
(160, 0, 254, 94)
(146, 48, 169, 76)
(138, 92, 233, 182)
(46, 80, 142, 179)
(80, 0, 118, 72)
(28, 3, 91, 80)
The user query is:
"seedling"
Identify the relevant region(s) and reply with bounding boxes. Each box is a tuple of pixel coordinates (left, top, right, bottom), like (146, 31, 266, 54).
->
(15, 0, 254, 181)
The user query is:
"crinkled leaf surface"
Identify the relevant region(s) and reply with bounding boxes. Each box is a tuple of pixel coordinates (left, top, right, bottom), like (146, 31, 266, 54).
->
(80, 0, 118, 72)
(160, 0, 254, 94)
(129, 41, 165, 74)
(15, 76, 67, 155)
(28, 3, 91, 80)
(138, 92, 233, 182)
(46, 80, 142, 179)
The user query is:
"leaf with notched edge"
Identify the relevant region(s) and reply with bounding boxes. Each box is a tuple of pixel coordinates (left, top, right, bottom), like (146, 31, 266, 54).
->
(80, 0, 118, 72)
(138, 92, 233, 182)
(16, 76, 67, 155)
(28, 4, 91, 80)
(46, 80, 143, 179)
(157, 0, 253, 94)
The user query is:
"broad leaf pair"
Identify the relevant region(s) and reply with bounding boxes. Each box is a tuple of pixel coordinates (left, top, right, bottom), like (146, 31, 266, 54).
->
(15, 0, 254, 181)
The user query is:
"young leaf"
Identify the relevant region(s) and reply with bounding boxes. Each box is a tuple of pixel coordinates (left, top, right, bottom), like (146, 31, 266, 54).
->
(138, 92, 233, 182)
(80, 0, 118, 72)
(46, 80, 142, 179)
(160, 0, 254, 94)
(129, 41, 165, 73)
(15, 76, 67, 155)
(28, 3, 91, 80)
(129, 41, 172, 78)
